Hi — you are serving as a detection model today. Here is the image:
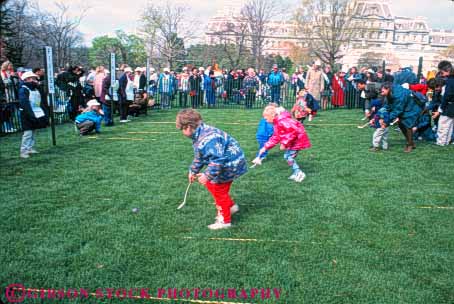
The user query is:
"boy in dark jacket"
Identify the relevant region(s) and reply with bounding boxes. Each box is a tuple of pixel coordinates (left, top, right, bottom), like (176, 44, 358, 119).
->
(436, 61, 454, 145)
(176, 109, 247, 230)
(18, 72, 49, 158)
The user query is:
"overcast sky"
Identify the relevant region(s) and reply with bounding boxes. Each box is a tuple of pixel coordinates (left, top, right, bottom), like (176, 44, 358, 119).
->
(35, 0, 454, 45)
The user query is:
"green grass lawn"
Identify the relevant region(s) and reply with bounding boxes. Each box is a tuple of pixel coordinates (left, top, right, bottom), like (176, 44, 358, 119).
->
(1, 109, 454, 304)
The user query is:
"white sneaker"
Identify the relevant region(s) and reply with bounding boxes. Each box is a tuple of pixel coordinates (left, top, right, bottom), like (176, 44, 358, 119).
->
(20, 153, 30, 159)
(120, 120, 128, 123)
(208, 222, 232, 230)
(29, 149, 39, 154)
(294, 171, 306, 183)
(231, 204, 239, 215)
(288, 172, 298, 180)
(215, 204, 239, 220)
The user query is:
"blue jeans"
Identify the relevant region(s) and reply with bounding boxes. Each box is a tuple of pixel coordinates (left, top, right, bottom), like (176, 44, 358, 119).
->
(271, 86, 281, 104)
(102, 104, 113, 126)
(21, 130, 37, 154)
(206, 90, 216, 106)
(284, 150, 300, 172)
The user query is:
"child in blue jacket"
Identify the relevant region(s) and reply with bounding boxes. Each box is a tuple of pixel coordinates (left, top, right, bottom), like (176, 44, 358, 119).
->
(75, 99, 103, 136)
(369, 98, 390, 151)
(176, 109, 247, 230)
(255, 115, 274, 161)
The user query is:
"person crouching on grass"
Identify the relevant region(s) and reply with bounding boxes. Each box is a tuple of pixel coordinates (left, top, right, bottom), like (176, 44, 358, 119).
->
(75, 99, 103, 136)
(255, 104, 311, 183)
(176, 109, 247, 230)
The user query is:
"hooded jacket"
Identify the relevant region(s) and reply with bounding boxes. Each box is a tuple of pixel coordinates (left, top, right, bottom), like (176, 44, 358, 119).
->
(264, 111, 311, 151)
(383, 85, 421, 128)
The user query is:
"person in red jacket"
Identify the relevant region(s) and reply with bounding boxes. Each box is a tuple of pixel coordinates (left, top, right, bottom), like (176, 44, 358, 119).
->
(409, 78, 436, 96)
(256, 104, 311, 182)
(331, 71, 346, 107)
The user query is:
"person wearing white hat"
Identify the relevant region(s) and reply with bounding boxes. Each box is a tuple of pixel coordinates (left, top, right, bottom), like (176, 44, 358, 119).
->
(130, 67, 148, 117)
(18, 71, 49, 158)
(75, 99, 103, 136)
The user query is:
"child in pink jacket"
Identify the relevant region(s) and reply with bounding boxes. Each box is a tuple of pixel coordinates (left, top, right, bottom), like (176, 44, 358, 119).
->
(257, 105, 311, 182)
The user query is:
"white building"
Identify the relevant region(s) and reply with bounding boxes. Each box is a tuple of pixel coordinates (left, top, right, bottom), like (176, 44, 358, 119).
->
(205, 0, 454, 71)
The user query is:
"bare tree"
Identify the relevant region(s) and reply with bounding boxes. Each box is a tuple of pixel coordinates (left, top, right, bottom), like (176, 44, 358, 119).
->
(241, 0, 282, 70)
(210, 18, 251, 69)
(141, 1, 193, 69)
(2, 0, 29, 66)
(29, 1, 88, 68)
(295, 0, 365, 68)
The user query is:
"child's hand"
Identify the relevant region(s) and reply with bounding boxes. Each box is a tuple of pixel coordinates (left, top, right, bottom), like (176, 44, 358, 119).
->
(188, 172, 197, 183)
(280, 144, 286, 151)
(412, 127, 417, 132)
(306, 108, 312, 113)
(252, 157, 262, 165)
(197, 173, 208, 185)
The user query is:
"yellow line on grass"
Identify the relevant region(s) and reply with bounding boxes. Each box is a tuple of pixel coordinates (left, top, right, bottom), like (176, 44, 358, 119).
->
(127, 131, 179, 134)
(87, 136, 149, 141)
(180, 236, 300, 244)
(13, 288, 253, 304)
(141, 121, 359, 127)
(418, 206, 454, 209)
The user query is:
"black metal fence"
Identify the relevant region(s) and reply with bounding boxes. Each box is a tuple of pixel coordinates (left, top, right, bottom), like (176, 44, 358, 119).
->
(147, 77, 363, 110)
(0, 81, 72, 135)
(1, 77, 363, 135)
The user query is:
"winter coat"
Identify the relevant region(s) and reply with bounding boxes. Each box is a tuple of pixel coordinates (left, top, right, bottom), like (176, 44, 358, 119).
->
(94, 73, 106, 98)
(18, 82, 49, 131)
(373, 107, 390, 129)
(158, 74, 176, 94)
(75, 110, 102, 133)
(331, 75, 346, 106)
(267, 72, 284, 87)
(264, 111, 311, 151)
(305, 68, 325, 100)
(189, 75, 202, 94)
(190, 123, 247, 184)
(242, 75, 259, 94)
(393, 68, 418, 86)
(256, 118, 274, 141)
(383, 85, 421, 128)
(204, 76, 217, 92)
(118, 73, 130, 101)
(56, 71, 81, 95)
(409, 84, 429, 96)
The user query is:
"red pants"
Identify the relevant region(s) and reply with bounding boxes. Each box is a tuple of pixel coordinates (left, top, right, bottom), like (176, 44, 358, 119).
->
(205, 181, 234, 224)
